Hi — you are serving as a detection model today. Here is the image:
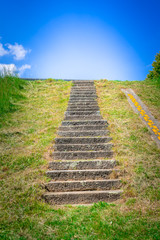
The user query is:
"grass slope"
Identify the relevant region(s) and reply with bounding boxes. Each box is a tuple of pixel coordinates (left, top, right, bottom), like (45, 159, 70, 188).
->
(0, 75, 27, 114)
(0, 77, 160, 239)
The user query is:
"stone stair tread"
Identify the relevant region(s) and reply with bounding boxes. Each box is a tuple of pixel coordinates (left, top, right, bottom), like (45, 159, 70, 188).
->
(69, 100, 97, 101)
(68, 102, 98, 104)
(54, 143, 113, 151)
(58, 130, 107, 133)
(62, 120, 108, 124)
(49, 159, 116, 163)
(55, 137, 112, 144)
(43, 190, 123, 205)
(52, 150, 113, 160)
(44, 190, 123, 196)
(65, 113, 101, 116)
(59, 125, 107, 130)
(47, 168, 118, 180)
(49, 159, 115, 163)
(45, 180, 121, 192)
(64, 116, 102, 120)
(46, 179, 120, 183)
(54, 143, 112, 145)
(71, 93, 97, 94)
(69, 99, 97, 101)
(47, 168, 117, 173)
(70, 95, 97, 97)
(67, 108, 100, 110)
(48, 159, 116, 169)
(66, 110, 100, 113)
(66, 112, 100, 114)
(65, 112, 100, 116)
(57, 130, 109, 137)
(70, 97, 97, 99)
(68, 104, 99, 106)
(71, 88, 96, 89)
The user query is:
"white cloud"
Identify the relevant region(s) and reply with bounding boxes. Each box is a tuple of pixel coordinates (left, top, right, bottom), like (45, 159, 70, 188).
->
(0, 43, 8, 57)
(0, 63, 17, 75)
(0, 63, 31, 76)
(18, 64, 31, 76)
(6, 43, 31, 60)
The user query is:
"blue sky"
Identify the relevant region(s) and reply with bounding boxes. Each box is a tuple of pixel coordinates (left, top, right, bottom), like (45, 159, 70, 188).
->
(0, 0, 160, 80)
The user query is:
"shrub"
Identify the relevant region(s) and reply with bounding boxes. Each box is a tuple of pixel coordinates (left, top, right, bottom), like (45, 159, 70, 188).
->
(147, 51, 160, 80)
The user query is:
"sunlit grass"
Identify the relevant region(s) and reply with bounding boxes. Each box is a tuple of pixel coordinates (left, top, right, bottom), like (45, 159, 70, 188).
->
(95, 79, 160, 205)
(0, 78, 159, 239)
(0, 75, 27, 114)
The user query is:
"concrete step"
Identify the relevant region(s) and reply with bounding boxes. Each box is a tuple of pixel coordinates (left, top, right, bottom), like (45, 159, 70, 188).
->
(70, 96, 97, 99)
(43, 190, 122, 205)
(68, 104, 99, 107)
(71, 88, 96, 90)
(67, 107, 100, 111)
(70, 94, 97, 97)
(68, 105, 99, 109)
(69, 98, 97, 101)
(73, 84, 95, 87)
(68, 102, 98, 105)
(65, 111, 100, 116)
(71, 88, 96, 91)
(52, 150, 113, 160)
(69, 100, 97, 103)
(73, 83, 95, 85)
(54, 143, 113, 151)
(71, 91, 96, 94)
(46, 169, 118, 180)
(59, 125, 107, 131)
(61, 120, 108, 126)
(73, 83, 94, 86)
(64, 115, 102, 120)
(49, 160, 116, 170)
(71, 94, 97, 96)
(68, 101, 98, 104)
(72, 85, 95, 87)
(45, 179, 121, 192)
(67, 106, 100, 110)
(55, 137, 112, 144)
(58, 130, 109, 137)
(72, 80, 94, 82)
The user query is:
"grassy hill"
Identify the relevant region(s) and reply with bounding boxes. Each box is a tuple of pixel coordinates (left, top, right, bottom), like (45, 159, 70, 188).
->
(0, 76, 159, 239)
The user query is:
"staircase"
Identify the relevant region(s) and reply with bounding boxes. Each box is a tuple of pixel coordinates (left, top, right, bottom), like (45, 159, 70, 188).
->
(44, 80, 122, 205)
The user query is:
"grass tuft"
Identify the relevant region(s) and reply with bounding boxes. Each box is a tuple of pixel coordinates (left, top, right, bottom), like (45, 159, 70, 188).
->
(0, 75, 27, 114)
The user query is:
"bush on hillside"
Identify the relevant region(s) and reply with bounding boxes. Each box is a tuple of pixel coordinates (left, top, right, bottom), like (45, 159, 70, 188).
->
(147, 51, 160, 82)
(0, 75, 27, 114)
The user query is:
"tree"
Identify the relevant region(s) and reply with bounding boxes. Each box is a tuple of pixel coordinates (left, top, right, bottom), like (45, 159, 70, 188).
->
(147, 51, 160, 80)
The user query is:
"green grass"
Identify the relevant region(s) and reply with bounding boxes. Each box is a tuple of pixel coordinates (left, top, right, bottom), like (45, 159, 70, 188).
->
(0, 77, 160, 239)
(96, 79, 160, 200)
(0, 75, 27, 114)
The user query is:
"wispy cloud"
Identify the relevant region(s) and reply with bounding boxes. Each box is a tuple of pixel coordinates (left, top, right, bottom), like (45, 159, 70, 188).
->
(0, 38, 31, 60)
(6, 43, 31, 60)
(18, 64, 31, 76)
(0, 63, 31, 76)
(0, 63, 17, 74)
(0, 43, 8, 57)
